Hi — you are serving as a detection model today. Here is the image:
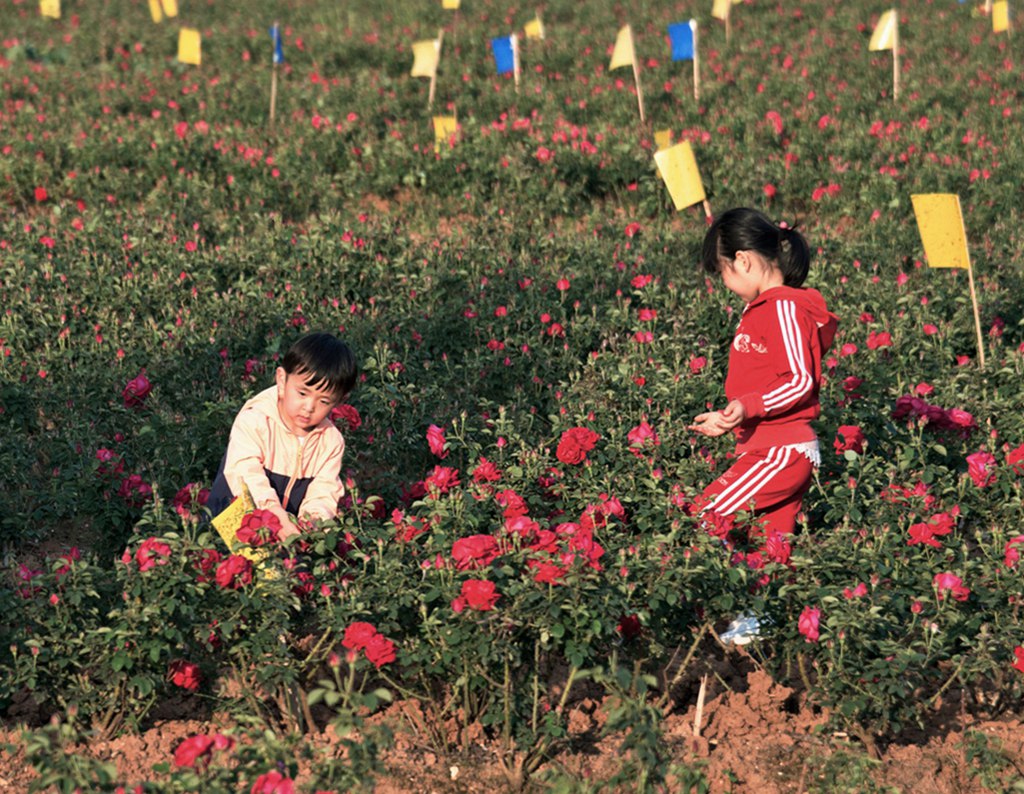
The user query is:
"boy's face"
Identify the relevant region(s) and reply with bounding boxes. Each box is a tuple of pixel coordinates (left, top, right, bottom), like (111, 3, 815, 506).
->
(275, 368, 342, 435)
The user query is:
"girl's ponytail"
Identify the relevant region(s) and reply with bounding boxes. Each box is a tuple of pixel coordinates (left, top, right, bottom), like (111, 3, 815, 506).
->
(778, 225, 810, 287)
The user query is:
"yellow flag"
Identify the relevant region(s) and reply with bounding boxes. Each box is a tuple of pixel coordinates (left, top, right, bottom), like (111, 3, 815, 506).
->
(178, 28, 202, 65)
(711, 0, 731, 21)
(442, 0, 460, 8)
(411, 38, 441, 78)
(40, 0, 60, 19)
(869, 10, 897, 51)
(160, 0, 178, 17)
(524, 14, 545, 40)
(911, 194, 971, 270)
(211, 485, 255, 551)
(609, 25, 635, 71)
(654, 129, 674, 151)
(148, 0, 163, 23)
(654, 141, 707, 211)
(433, 115, 458, 152)
(993, 1, 1010, 32)
(210, 486, 275, 573)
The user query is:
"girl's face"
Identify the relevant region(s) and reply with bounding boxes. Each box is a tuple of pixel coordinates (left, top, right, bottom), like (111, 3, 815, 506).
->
(719, 251, 782, 303)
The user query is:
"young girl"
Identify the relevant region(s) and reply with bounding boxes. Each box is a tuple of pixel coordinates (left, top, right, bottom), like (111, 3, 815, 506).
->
(689, 207, 838, 537)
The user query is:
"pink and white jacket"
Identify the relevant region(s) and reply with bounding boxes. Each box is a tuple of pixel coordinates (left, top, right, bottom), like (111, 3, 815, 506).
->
(208, 386, 346, 520)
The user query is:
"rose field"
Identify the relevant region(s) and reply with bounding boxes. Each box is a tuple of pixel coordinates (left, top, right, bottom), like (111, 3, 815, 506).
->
(3, 0, 1024, 790)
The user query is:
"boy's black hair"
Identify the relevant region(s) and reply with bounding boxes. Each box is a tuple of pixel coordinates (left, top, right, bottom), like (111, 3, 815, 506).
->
(701, 207, 811, 288)
(281, 332, 358, 398)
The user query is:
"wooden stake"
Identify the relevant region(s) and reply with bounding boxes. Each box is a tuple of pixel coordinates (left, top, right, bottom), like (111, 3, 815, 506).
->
(966, 257, 987, 370)
(892, 11, 900, 102)
(692, 22, 701, 101)
(269, 63, 278, 126)
(702, 199, 714, 224)
(428, 29, 444, 111)
(513, 33, 520, 95)
(629, 26, 646, 123)
(693, 674, 708, 738)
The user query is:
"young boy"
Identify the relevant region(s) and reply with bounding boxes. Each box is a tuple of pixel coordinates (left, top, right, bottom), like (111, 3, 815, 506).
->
(208, 332, 358, 539)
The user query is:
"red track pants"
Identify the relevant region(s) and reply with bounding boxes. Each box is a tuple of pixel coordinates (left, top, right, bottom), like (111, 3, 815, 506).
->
(701, 445, 815, 535)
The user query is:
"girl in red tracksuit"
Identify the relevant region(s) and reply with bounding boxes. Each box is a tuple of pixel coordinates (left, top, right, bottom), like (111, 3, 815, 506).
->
(690, 208, 838, 536)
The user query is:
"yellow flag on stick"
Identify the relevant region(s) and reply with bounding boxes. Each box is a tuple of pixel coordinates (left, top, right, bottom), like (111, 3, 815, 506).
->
(654, 129, 674, 151)
(524, 13, 545, 40)
(433, 115, 458, 152)
(992, 1, 1010, 32)
(869, 10, 897, 51)
(411, 38, 441, 78)
(442, 0, 460, 9)
(148, 0, 163, 23)
(654, 141, 706, 210)
(911, 193, 986, 369)
(609, 25, 635, 70)
(160, 0, 178, 17)
(178, 28, 202, 65)
(40, 0, 60, 19)
(711, 0, 731, 21)
(911, 194, 970, 270)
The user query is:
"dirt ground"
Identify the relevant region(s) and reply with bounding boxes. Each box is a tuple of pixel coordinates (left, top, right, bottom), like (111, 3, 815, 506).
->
(4, 657, 1024, 793)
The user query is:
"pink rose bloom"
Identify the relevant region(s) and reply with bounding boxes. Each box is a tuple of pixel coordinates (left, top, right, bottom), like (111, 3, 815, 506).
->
(966, 451, 997, 488)
(933, 572, 970, 601)
(798, 606, 821, 643)
(627, 420, 660, 453)
(426, 424, 448, 458)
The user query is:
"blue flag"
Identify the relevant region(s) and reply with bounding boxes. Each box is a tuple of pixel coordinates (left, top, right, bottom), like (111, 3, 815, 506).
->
(667, 20, 695, 62)
(269, 23, 285, 64)
(490, 35, 515, 75)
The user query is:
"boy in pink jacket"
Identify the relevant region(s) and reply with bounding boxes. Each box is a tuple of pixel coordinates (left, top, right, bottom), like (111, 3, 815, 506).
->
(690, 207, 838, 537)
(208, 332, 358, 539)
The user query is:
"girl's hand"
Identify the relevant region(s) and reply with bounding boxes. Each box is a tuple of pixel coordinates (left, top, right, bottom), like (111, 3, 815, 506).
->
(689, 411, 731, 437)
(689, 400, 747, 437)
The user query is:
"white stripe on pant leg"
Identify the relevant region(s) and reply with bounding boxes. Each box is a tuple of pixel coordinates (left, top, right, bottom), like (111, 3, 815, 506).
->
(703, 447, 784, 516)
(713, 446, 794, 517)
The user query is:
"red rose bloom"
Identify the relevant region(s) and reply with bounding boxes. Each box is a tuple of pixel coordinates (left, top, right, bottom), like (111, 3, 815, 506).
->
(135, 537, 172, 572)
(834, 425, 866, 455)
(168, 659, 202, 692)
(329, 403, 362, 432)
(460, 579, 500, 611)
(173, 733, 234, 767)
(451, 535, 501, 570)
(363, 633, 396, 668)
(342, 621, 379, 650)
(215, 555, 253, 589)
(236, 510, 282, 547)
(251, 771, 297, 794)
(1007, 444, 1024, 475)
(556, 427, 600, 465)
(122, 371, 152, 408)
(425, 465, 460, 495)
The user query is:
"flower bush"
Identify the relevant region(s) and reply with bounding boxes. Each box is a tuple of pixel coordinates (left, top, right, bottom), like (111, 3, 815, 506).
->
(2, 0, 1024, 787)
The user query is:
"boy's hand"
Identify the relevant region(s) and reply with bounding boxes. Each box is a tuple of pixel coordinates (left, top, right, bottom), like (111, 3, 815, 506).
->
(689, 400, 747, 437)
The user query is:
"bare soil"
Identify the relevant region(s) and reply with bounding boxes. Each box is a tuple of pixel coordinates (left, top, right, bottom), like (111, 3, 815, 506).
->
(4, 657, 1023, 793)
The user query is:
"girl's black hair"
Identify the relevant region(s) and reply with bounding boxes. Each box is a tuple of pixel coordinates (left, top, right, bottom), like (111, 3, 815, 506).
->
(701, 207, 811, 288)
(282, 332, 358, 397)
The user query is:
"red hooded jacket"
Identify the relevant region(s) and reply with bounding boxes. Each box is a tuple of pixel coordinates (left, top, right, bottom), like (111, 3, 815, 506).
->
(725, 286, 838, 452)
